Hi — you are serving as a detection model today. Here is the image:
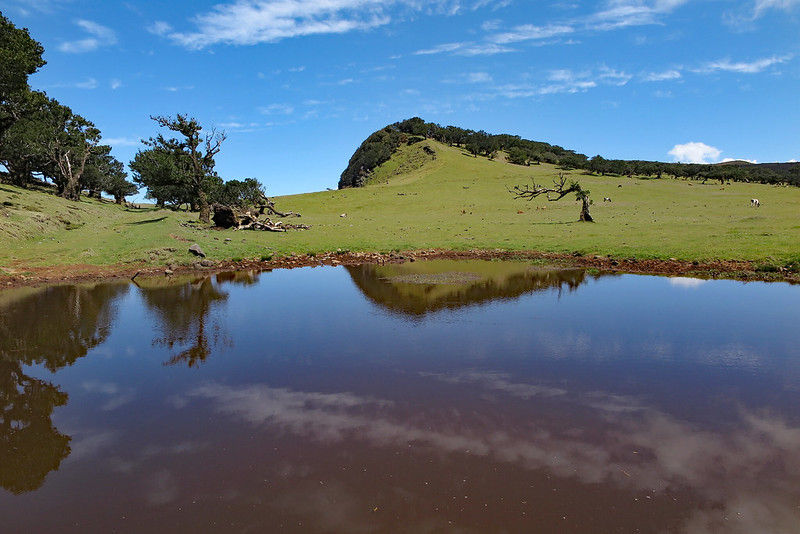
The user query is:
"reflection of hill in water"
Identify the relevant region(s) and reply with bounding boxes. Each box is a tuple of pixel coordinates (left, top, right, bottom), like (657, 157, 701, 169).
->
(346, 260, 590, 316)
(0, 283, 129, 494)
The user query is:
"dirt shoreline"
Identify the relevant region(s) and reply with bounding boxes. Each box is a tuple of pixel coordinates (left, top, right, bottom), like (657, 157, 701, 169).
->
(1, 249, 798, 289)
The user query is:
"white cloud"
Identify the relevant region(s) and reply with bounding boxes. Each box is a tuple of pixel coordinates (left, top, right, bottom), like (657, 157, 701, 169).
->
(598, 65, 632, 86)
(669, 277, 708, 288)
(163, 85, 195, 92)
(458, 43, 515, 55)
(148, 20, 173, 36)
(414, 41, 515, 56)
(752, 0, 800, 17)
(59, 19, 117, 53)
(641, 69, 682, 82)
(720, 157, 758, 163)
(259, 103, 295, 115)
(490, 23, 574, 44)
(110, 78, 122, 90)
(414, 42, 465, 55)
(698, 55, 792, 74)
(668, 142, 722, 163)
(166, 0, 404, 49)
(467, 72, 492, 83)
(586, 0, 689, 30)
(103, 137, 140, 147)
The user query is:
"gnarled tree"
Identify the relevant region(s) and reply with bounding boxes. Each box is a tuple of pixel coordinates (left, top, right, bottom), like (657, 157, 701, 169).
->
(510, 173, 594, 222)
(148, 115, 226, 223)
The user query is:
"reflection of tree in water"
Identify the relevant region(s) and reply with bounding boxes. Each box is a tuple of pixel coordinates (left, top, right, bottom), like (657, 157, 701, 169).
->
(138, 271, 259, 367)
(0, 283, 129, 494)
(346, 261, 593, 317)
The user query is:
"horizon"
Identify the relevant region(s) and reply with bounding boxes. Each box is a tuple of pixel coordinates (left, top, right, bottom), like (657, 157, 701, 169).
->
(4, 0, 799, 197)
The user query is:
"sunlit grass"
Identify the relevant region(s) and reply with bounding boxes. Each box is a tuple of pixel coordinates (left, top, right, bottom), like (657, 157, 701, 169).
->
(1, 140, 799, 272)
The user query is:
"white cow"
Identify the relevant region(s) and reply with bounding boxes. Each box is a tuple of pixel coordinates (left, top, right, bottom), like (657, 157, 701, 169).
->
(750, 198, 760, 207)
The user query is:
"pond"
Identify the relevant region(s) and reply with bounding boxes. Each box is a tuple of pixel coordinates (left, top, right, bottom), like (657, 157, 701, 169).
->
(1, 260, 799, 533)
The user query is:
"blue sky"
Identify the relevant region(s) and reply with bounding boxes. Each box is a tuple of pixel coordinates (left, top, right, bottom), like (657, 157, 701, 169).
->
(5, 0, 799, 195)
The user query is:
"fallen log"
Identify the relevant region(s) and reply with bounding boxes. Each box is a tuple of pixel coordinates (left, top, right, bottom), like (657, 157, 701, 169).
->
(212, 203, 309, 231)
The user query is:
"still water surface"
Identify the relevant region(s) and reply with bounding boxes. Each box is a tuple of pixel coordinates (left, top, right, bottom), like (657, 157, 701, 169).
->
(1, 260, 799, 533)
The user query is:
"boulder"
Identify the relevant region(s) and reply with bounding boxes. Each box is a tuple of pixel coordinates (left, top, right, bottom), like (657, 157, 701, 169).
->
(188, 244, 206, 258)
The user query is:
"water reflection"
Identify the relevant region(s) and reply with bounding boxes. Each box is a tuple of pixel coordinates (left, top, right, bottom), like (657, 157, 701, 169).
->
(0, 265, 799, 533)
(0, 284, 128, 493)
(186, 376, 800, 533)
(135, 271, 258, 367)
(346, 260, 590, 316)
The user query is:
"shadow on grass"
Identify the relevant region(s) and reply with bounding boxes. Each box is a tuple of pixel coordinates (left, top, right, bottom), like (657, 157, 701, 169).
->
(127, 216, 168, 225)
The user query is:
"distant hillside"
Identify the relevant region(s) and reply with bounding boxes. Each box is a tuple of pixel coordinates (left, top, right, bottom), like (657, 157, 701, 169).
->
(340, 117, 800, 189)
(339, 117, 584, 189)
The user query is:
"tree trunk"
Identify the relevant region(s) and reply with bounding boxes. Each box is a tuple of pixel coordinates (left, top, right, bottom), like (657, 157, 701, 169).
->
(579, 197, 593, 222)
(197, 188, 210, 223)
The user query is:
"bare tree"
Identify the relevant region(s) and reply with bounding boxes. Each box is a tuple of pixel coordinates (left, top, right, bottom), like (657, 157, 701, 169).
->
(510, 173, 594, 222)
(149, 114, 226, 223)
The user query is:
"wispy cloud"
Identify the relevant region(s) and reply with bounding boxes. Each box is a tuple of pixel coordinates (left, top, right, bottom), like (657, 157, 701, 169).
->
(159, 0, 493, 49)
(259, 103, 295, 115)
(641, 69, 682, 81)
(46, 78, 98, 90)
(586, 0, 689, 30)
(490, 23, 574, 44)
(59, 19, 117, 53)
(414, 41, 515, 56)
(696, 54, 792, 74)
(597, 65, 632, 86)
(466, 72, 493, 83)
(725, 0, 800, 26)
(110, 78, 122, 90)
(103, 136, 140, 147)
(148, 20, 173, 36)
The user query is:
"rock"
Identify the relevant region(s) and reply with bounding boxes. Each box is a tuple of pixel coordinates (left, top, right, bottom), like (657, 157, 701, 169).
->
(200, 259, 215, 267)
(212, 203, 239, 228)
(340, 213, 347, 218)
(224, 238, 232, 242)
(188, 244, 206, 258)
(164, 269, 174, 276)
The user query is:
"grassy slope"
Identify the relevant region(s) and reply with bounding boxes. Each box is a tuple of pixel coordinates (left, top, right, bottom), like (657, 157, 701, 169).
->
(1, 140, 799, 276)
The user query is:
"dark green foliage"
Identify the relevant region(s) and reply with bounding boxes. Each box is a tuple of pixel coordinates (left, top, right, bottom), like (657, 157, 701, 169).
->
(130, 147, 193, 208)
(338, 127, 406, 188)
(0, 13, 132, 202)
(207, 177, 265, 208)
(146, 114, 226, 223)
(341, 117, 800, 189)
(339, 117, 587, 188)
(0, 11, 45, 136)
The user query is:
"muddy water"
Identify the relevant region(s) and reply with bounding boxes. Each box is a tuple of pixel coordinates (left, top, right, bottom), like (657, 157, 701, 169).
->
(1, 260, 799, 533)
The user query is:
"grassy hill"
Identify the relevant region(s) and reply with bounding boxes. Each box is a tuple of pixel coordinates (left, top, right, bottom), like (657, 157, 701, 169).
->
(2, 140, 800, 281)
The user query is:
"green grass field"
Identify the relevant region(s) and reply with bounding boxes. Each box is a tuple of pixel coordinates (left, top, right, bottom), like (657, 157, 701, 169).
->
(2, 139, 800, 278)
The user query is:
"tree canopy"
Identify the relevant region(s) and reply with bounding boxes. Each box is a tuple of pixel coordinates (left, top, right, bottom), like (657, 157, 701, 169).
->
(0, 11, 137, 202)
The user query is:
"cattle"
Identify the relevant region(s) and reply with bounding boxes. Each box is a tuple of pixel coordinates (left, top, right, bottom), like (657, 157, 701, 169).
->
(603, 197, 612, 202)
(750, 198, 760, 207)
